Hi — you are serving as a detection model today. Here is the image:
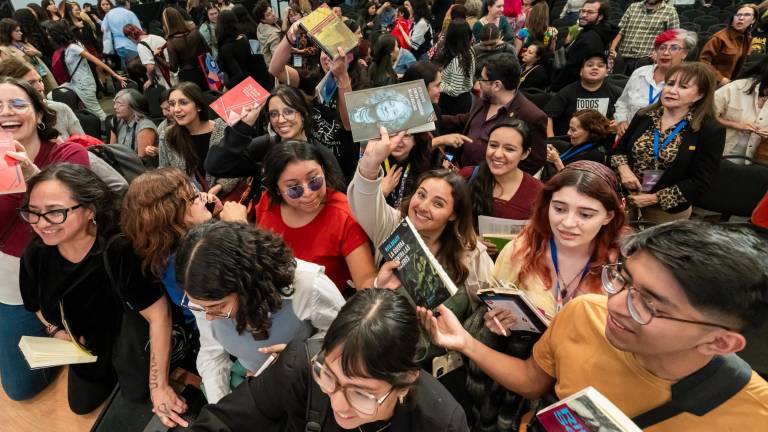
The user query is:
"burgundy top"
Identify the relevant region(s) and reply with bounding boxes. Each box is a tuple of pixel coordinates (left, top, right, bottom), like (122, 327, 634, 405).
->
(460, 166, 543, 220)
(0, 141, 89, 257)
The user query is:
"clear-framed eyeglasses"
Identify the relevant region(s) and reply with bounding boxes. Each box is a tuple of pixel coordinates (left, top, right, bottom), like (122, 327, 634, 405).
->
(180, 292, 232, 319)
(310, 352, 394, 416)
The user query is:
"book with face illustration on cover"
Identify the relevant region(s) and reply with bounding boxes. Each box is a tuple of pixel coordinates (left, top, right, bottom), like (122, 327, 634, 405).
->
(344, 80, 437, 142)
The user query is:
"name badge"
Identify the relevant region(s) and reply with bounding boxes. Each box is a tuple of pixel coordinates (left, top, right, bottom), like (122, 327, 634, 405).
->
(292, 55, 303, 68)
(642, 169, 664, 192)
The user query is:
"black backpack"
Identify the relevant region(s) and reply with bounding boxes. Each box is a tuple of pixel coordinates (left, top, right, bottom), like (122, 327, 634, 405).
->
(87, 143, 147, 184)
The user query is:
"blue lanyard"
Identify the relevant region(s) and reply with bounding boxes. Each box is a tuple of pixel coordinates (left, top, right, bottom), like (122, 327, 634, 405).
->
(653, 120, 687, 162)
(559, 143, 595, 163)
(648, 85, 661, 105)
(549, 237, 591, 311)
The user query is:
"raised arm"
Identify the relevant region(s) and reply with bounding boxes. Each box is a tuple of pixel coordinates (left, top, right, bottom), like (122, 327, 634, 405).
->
(204, 103, 272, 178)
(268, 21, 301, 86)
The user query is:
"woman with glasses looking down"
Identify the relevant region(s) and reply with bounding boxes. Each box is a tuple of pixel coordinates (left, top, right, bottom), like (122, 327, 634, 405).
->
(175, 221, 345, 404)
(190, 288, 469, 432)
(614, 29, 697, 137)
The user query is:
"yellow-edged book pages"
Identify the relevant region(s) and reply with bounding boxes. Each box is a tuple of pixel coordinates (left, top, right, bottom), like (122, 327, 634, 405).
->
(18, 335, 98, 369)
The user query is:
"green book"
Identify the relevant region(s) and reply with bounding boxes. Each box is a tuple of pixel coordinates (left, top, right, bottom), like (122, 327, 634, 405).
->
(299, 6, 359, 59)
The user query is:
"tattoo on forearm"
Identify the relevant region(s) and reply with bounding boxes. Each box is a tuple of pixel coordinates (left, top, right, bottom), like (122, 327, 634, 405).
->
(149, 352, 159, 390)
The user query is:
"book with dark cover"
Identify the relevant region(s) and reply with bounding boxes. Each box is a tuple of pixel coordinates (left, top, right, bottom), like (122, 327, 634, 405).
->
(0, 133, 25, 195)
(536, 387, 642, 432)
(478, 283, 551, 334)
(209, 76, 270, 126)
(299, 6, 359, 59)
(378, 217, 458, 309)
(345, 80, 436, 142)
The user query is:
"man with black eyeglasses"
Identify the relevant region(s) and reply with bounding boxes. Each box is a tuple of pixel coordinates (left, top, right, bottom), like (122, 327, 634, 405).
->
(420, 221, 768, 430)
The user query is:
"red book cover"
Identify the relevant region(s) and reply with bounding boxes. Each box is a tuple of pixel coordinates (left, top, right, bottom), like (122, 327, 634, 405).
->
(537, 403, 593, 431)
(536, 387, 642, 432)
(209, 77, 270, 126)
(0, 134, 26, 195)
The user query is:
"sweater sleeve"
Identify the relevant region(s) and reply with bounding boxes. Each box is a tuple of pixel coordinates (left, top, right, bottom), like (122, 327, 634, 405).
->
(698, 36, 725, 82)
(346, 167, 402, 263)
(204, 122, 273, 178)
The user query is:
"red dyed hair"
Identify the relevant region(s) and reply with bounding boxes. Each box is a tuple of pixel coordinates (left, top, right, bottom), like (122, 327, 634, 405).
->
(122, 23, 146, 42)
(511, 167, 628, 294)
(654, 29, 678, 49)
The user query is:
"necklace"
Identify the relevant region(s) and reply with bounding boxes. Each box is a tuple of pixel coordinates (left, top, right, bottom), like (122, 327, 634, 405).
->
(358, 423, 391, 432)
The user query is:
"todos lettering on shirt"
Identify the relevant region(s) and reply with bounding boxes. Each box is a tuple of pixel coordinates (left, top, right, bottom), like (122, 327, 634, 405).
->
(575, 98, 609, 116)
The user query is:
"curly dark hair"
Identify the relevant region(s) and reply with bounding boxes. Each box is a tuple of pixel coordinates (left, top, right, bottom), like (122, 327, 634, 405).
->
(13, 9, 53, 57)
(0, 77, 58, 142)
(23, 162, 121, 238)
(47, 20, 76, 48)
(176, 221, 296, 338)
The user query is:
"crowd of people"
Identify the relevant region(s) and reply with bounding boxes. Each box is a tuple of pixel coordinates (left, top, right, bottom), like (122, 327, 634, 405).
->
(0, 0, 767, 431)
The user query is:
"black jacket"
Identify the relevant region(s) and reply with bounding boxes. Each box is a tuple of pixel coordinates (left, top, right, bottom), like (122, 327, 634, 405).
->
(551, 22, 619, 91)
(612, 113, 726, 213)
(190, 337, 470, 432)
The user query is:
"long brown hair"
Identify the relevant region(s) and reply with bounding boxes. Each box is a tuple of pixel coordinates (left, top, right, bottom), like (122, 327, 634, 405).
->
(513, 165, 626, 294)
(526, 1, 550, 43)
(165, 82, 209, 174)
(637, 62, 717, 131)
(121, 168, 199, 278)
(399, 169, 477, 286)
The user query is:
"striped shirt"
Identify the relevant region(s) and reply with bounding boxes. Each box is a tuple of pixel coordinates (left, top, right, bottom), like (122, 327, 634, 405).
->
(441, 49, 476, 96)
(618, 2, 680, 58)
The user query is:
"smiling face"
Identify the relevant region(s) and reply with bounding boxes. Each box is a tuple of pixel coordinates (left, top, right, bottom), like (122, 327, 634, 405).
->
(732, 7, 756, 32)
(323, 347, 404, 429)
(567, 117, 589, 145)
(580, 57, 608, 85)
(268, 96, 304, 139)
(548, 185, 614, 250)
(485, 126, 528, 177)
(407, 177, 455, 237)
(578, 1, 601, 27)
(45, 0, 57, 13)
(278, 159, 326, 214)
(168, 89, 200, 127)
(489, 0, 504, 17)
(655, 37, 687, 68)
(27, 179, 93, 246)
(376, 99, 410, 122)
(70, 4, 81, 17)
(0, 83, 42, 145)
(661, 72, 702, 112)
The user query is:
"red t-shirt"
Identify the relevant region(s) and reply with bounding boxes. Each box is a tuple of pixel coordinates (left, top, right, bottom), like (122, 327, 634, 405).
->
(255, 189, 370, 293)
(459, 166, 543, 220)
(0, 141, 89, 257)
(753, 191, 768, 229)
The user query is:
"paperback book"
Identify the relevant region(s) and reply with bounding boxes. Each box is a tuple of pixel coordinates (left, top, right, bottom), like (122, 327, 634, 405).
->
(378, 217, 458, 309)
(209, 76, 270, 126)
(345, 80, 436, 142)
(478, 215, 528, 252)
(19, 335, 98, 369)
(478, 282, 551, 333)
(299, 6, 359, 59)
(536, 387, 642, 432)
(0, 133, 25, 195)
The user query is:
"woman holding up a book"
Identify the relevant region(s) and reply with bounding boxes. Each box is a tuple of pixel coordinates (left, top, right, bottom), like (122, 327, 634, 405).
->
(348, 127, 495, 331)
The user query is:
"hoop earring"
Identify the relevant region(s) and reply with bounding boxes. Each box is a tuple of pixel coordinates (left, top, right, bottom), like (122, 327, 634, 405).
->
(37, 122, 46, 131)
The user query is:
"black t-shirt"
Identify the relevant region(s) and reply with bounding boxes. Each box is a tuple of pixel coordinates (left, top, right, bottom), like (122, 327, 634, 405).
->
(20, 235, 164, 364)
(310, 97, 359, 182)
(545, 81, 623, 136)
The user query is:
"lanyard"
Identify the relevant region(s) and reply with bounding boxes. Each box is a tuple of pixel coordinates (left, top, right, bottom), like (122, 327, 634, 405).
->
(653, 119, 687, 162)
(384, 159, 411, 208)
(648, 85, 661, 105)
(549, 237, 591, 312)
(559, 143, 595, 163)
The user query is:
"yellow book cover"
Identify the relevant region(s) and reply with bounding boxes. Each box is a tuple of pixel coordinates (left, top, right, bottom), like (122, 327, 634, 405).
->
(299, 6, 358, 59)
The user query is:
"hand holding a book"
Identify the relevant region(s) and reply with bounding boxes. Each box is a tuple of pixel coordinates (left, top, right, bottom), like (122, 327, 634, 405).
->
(374, 261, 401, 290)
(417, 305, 472, 353)
(241, 101, 266, 127)
(5, 140, 40, 180)
(484, 307, 518, 336)
(359, 127, 406, 180)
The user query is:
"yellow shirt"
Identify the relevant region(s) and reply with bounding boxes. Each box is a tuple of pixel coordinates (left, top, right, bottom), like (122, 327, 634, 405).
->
(532, 294, 768, 431)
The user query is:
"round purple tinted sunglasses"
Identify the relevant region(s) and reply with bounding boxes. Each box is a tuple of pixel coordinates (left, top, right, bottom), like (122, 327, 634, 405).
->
(283, 176, 325, 199)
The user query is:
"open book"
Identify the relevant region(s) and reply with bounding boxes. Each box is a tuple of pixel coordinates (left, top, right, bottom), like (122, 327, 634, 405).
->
(478, 215, 527, 252)
(0, 133, 25, 195)
(378, 217, 458, 309)
(345, 80, 436, 142)
(19, 336, 97, 369)
(536, 386, 642, 432)
(478, 281, 551, 334)
(299, 6, 359, 59)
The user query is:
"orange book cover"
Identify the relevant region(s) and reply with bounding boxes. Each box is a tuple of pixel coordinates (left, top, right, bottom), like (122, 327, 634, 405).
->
(209, 77, 270, 126)
(0, 134, 26, 195)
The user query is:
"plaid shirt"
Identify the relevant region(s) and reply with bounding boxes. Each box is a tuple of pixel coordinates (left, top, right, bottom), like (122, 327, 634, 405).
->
(618, 2, 680, 58)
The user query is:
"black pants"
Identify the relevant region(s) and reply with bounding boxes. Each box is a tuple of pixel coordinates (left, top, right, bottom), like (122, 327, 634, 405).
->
(616, 56, 648, 76)
(68, 362, 118, 415)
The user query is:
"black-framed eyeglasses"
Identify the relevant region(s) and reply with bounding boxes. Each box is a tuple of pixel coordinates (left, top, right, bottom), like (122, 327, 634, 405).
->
(601, 263, 734, 331)
(180, 292, 232, 319)
(282, 176, 324, 200)
(311, 351, 394, 416)
(18, 204, 83, 225)
(477, 78, 496, 84)
(268, 107, 298, 121)
(579, 9, 598, 15)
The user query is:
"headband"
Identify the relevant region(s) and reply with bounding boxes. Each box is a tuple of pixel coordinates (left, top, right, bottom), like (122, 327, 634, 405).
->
(560, 160, 623, 200)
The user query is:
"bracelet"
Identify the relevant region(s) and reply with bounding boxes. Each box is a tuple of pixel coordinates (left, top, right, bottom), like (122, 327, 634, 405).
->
(373, 276, 379, 289)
